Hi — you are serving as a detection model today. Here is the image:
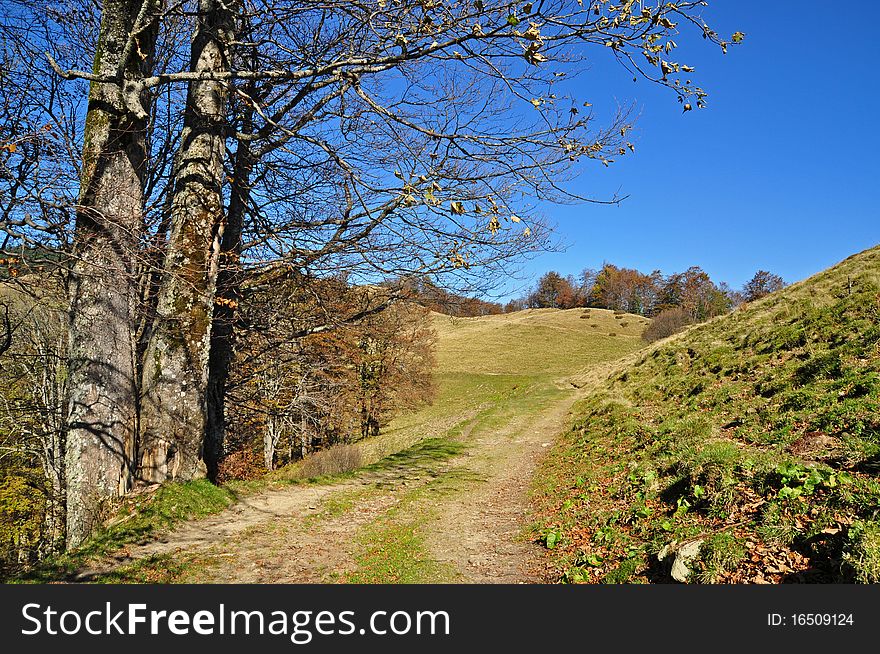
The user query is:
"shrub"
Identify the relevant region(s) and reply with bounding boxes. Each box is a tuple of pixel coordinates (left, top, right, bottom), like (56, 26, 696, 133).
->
(299, 444, 363, 479)
(643, 307, 693, 342)
(217, 449, 265, 483)
(602, 557, 640, 584)
(0, 472, 47, 576)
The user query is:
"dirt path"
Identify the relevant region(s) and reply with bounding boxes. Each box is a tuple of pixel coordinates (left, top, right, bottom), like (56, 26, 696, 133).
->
(421, 392, 578, 582)
(84, 385, 579, 584)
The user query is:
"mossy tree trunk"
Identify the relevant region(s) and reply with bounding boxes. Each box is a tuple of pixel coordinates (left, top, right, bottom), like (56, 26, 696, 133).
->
(139, 0, 234, 483)
(66, 0, 156, 547)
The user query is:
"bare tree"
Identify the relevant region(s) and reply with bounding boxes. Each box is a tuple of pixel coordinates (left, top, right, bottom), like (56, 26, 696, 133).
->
(0, 0, 739, 546)
(139, 0, 234, 483)
(0, 281, 68, 561)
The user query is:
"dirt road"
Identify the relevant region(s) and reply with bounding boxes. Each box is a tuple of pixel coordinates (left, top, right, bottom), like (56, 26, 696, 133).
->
(84, 384, 579, 584)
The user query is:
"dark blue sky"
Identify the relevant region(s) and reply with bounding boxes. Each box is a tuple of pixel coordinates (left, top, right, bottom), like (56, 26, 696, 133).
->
(500, 0, 878, 300)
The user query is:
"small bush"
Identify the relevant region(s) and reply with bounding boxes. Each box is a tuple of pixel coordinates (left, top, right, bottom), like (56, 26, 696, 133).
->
(672, 432, 744, 515)
(299, 444, 363, 479)
(643, 307, 693, 342)
(0, 472, 47, 576)
(758, 502, 799, 546)
(217, 448, 265, 483)
(620, 321, 629, 328)
(602, 557, 640, 584)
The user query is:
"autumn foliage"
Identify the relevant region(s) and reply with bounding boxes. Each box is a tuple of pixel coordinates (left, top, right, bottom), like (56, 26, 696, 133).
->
(223, 276, 436, 474)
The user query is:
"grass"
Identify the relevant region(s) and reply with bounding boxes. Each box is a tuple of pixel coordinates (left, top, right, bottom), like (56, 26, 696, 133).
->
(844, 520, 880, 583)
(696, 532, 748, 583)
(263, 306, 644, 484)
(534, 244, 880, 584)
(344, 466, 490, 584)
(432, 307, 644, 377)
(362, 437, 467, 473)
(341, 307, 647, 583)
(347, 516, 458, 584)
(89, 552, 208, 584)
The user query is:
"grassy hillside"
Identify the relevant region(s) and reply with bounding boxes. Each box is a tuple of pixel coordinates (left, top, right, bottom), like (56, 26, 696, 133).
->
(433, 307, 648, 376)
(355, 306, 646, 466)
(15, 247, 880, 585)
(534, 246, 880, 583)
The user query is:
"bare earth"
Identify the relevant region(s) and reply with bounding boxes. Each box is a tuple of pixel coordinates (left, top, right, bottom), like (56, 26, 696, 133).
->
(81, 387, 579, 584)
(421, 393, 578, 583)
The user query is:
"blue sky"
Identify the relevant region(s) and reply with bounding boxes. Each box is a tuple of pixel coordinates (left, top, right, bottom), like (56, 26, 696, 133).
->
(496, 0, 879, 301)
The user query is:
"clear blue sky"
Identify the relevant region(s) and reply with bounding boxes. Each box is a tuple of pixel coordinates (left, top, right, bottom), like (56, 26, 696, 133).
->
(496, 0, 879, 301)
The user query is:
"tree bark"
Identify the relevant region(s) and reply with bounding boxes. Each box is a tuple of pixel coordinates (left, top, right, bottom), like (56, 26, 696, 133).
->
(205, 100, 253, 481)
(300, 413, 307, 459)
(139, 0, 234, 483)
(65, 0, 156, 547)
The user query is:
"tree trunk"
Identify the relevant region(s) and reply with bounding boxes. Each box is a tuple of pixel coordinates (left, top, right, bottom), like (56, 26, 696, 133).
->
(300, 413, 307, 459)
(139, 0, 233, 483)
(263, 416, 276, 471)
(65, 0, 156, 547)
(205, 99, 253, 481)
(40, 333, 67, 554)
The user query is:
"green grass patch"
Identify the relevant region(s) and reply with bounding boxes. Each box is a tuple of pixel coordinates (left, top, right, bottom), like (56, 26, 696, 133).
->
(347, 519, 457, 584)
(362, 437, 466, 474)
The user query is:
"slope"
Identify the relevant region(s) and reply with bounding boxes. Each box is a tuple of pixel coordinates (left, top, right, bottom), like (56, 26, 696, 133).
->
(535, 245, 880, 583)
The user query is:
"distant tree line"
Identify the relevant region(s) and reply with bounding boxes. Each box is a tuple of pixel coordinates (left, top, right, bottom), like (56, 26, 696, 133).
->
(400, 263, 785, 327)
(504, 264, 784, 340)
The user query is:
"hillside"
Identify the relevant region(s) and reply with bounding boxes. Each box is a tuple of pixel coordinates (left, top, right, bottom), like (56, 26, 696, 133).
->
(343, 306, 647, 469)
(535, 246, 880, 583)
(433, 307, 648, 376)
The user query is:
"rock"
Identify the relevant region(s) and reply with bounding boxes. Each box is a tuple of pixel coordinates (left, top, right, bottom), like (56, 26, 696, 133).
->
(658, 539, 704, 583)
